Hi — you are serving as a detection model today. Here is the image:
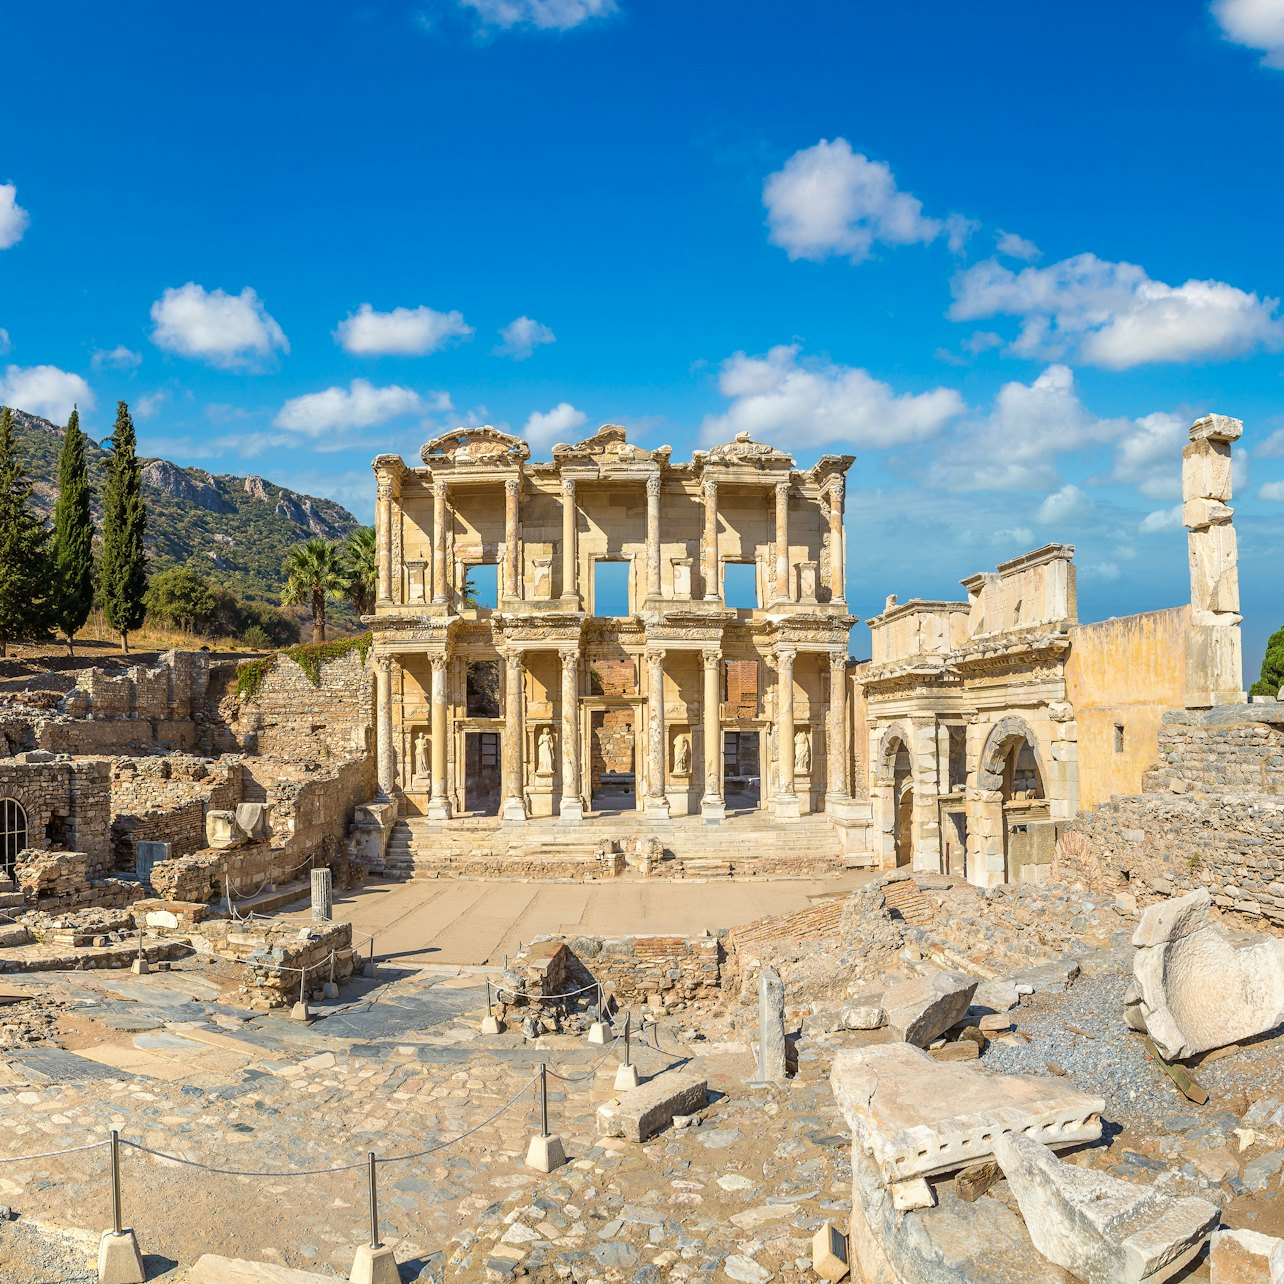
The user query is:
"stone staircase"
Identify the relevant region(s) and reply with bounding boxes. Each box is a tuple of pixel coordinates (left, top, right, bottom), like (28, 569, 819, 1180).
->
(384, 812, 845, 880)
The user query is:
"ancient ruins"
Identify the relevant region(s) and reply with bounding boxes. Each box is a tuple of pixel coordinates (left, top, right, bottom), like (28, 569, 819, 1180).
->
(0, 411, 1278, 1284)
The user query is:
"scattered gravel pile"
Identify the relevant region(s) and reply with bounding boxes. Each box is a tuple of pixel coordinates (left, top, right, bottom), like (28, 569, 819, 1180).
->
(0, 1216, 95, 1284)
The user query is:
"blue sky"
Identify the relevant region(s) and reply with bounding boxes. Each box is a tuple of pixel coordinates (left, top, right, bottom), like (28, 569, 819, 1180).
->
(1, 0, 1282, 667)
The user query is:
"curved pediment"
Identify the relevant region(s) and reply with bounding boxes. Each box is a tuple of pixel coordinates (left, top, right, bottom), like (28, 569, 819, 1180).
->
(420, 426, 530, 466)
(702, 431, 794, 467)
(552, 424, 671, 465)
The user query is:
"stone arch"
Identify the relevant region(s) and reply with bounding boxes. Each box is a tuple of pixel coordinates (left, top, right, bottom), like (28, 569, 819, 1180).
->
(976, 716, 1049, 796)
(968, 716, 1050, 885)
(874, 724, 915, 868)
(0, 798, 28, 875)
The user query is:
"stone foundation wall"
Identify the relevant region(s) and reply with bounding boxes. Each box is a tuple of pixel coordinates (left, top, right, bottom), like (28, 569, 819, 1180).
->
(552, 933, 723, 1013)
(198, 919, 356, 1009)
(13, 848, 146, 914)
(0, 757, 112, 875)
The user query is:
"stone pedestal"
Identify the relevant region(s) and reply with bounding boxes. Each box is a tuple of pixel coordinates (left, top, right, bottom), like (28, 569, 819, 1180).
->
(750, 964, 788, 1084)
(527, 776, 555, 819)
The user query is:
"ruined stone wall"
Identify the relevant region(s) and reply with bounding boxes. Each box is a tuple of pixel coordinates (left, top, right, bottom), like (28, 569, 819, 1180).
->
(1066, 605, 1191, 811)
(13, 848, 145, 914)
(0, 757, 112, 875)
(263, 754, 376, 866)
(1065, 705, 1284, 925)
(556, 933, 723, 1013)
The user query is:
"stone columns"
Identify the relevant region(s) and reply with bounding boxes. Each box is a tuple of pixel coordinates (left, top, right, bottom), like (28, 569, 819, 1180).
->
(645, 649, 670, 820)
(390, 502, 403, 605)
(376, 478, 393, 604)
(826, 650, 849, 806)
(908, 716, 941, 873)
(700, 647, 725, 820)
(773, 646, 800, 819)
(427, 655, 450, 820)
(375, 655, 395, 797)
(561, 478, 579, 606)
(504, 477, 521, 602)
(645, 475, 662, 600)
(774, 480, 791, 603)
(828, 475, 846, 604)
(558, 646, 584, 823)
(702, 478, 719, 600)
(502, 651, 528, 822)
(1183, 413, 1245, 707)
(432, 479, 450, 605)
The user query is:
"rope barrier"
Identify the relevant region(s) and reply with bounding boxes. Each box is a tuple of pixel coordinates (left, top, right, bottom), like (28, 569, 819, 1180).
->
(493, 978, 605, 1005)
(0, 1139, 108, 1165)
(544, 1028, 625, 1083)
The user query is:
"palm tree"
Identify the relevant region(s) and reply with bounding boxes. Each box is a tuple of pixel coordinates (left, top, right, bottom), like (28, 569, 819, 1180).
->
(281, 539, 346, 643)
(342, 526, 377, 617)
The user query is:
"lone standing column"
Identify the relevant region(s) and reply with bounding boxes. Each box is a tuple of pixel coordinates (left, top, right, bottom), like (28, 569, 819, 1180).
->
(311, 867, 333, 923)
(561, 478, 579, 606)
(428, 654, 451, 820)
(502, 651, 528, 822)
(432, 479, 450, 605)
(645, 474, 662, 600)
(558, 646, 584, 822)
(504, 477, 521, 602)
(828, 475, 846, 604)
(376, 476, 392, 604)
(774, 646, 800, 819)
(774, 480, 791, 603)
(701, 647, 725, 820)
(702, 478, 719, 600)
(375, 655, 394, 797)
(645, 649, 670, 819)
(826, 649, 850, 807)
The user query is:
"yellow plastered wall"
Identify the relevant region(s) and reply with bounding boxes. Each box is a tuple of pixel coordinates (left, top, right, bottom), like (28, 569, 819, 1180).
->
(1066, 605, 1190, 811)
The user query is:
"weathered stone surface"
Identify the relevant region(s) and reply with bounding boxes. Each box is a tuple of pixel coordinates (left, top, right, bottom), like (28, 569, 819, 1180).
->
(883, 970, 978, 1047)
(595, 1070, 708, 1141)
(811, 1223, 850, 1281)
(1127, 887, 1284, 1060)
(994, 1130, 1219, 1284)
(831, 1042, 1103, 1185)
(752, 964, 787, 1082)
(1210, 1228, 1284, 1283)
(839, 996, 885, 1030)
(188, 1255, 339, 1283)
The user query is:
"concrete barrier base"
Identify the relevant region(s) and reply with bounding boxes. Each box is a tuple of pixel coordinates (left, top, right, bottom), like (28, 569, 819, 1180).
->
(587, 1022, 609, 1045)
(614, 1063, 641, 1091)
(525, 1133, 567, 1173)
(480, 1015, 504, 1034)
(129, 959, 149, 975)
(322, 981, 339, 999)
(350, 1243, 400, 1284)
(290, 1001, 311, 1022)
(98, 1229, 145, 1284)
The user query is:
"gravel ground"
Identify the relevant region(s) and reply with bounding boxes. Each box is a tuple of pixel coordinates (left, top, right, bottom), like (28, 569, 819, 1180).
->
(0, 1217, 96, 1284)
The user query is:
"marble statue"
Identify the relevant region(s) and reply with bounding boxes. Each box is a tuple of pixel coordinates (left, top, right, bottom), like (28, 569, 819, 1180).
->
(537, 726, 555, 775)
(414, 732, 430, 780)
(794, 730, 810, 775)
(672, 732, 691, 775)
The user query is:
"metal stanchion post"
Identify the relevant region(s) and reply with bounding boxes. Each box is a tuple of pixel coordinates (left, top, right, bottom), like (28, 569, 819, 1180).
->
(131, 927, 148, 975)
(481, 978, 502, 1034)
(364, 937, 376, 979)
(368, 1152, 381, 1249)
(98, 1130, 145, 1283)
(614, 1010, 639, 1091)
(291, 965, 310, 1022)
(525, 1063, 565, 1173)
(323, 949, 339, 1000)
(350, 1152, 397, 1283)
(110, 1130, 122, 1236)
(588, 981, 608, 1044)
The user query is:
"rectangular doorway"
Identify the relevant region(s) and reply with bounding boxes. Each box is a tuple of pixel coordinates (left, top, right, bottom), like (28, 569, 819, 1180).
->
(463, 731, 501, 815)
(590, 708, 636, 812)
(723, 731, 761, 811)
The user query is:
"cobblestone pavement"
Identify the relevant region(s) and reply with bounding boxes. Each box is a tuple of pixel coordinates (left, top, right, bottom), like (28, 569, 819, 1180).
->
(0, 961, 851, 1282)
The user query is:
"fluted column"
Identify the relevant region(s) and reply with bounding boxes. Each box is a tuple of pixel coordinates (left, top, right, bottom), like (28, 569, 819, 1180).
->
(645, 474, 662, 600)
(828, 475, 846, 604)
(427, 654, 451, 820)
(375, 655, 395, 797)
(702, 478, 719, 600)
(826, 649, 849, 806)
(561, 478, 579, 606)
(644, 648, 670, 819)
(774, 480, 791, 602)
(558, 646, 584, 822)
(376, 478, 392, 604)
(501, 651, 527, 821)
(503, 477, 521, 602)
(432, 478, 450, 605)
(701, 647, 725, 820)
(774, 646, 800, 819)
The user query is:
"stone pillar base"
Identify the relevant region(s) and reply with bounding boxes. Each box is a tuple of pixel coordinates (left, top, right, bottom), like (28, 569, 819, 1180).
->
(772, 794, 802, 821)
(98, 1230, 145, 1284)
(558, 797, 585, 823)
(426, 796, 451, 821)
(614, 1062, 641, 1091)
(501, 797, 528, 823)
(644, 796, 671, 821)
(700, 797, 726, 822)
(525, 1133, 566, 1173)
(350, 1241, 400, 1284)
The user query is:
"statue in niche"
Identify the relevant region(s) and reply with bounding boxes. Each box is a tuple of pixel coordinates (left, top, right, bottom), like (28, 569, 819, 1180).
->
(414, 732, 430, 780)
(794, 730, 811, 775)
(537, 726, 556, 776)
(672, 733, 691, 775)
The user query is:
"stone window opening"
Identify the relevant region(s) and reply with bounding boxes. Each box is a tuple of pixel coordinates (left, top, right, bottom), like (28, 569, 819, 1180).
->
(592, 559, 632, 618)
(466, 661, 501, 719)
(0, 799, 28, 876)
(723, 561, 759, 610)
(1114, 723, 1125, 753)
(462, 563, 499, 612)
(44, 808, 70, 850)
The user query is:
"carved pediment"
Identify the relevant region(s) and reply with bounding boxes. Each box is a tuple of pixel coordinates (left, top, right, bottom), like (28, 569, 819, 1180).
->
(552, 424, 671, 465)
(420, 426, 530, 466)
(702, 431, 794, 467)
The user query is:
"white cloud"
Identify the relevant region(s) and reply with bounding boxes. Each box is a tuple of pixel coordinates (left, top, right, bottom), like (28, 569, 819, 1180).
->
(1261, 480, 1284, 501)
(950, 252, 1283, 368)
(496, 315, 556, 360)
(150, 283, 288, 370)
(0, 185, 29, 250)
(134, 390, 170, 420)
(1213, 0, 1284, 68)
(274, 379, 432, 436)
(92, 345, 142, 371)
(1257, 426, 1284, 458)
(702, 344, 965, 450)
(335, 303, 473, 357)
(1110, 411, 1188, 499)
(763, 139, 943, 263)
(1084, 561, 1122, 581)
(0, 364, 94, 422)
(1140, 504, 1184, 532)
(460, 0, 616, 31)
(523, 402, 587, 448)
(1036, 483, 1090, 524)
(994, 525, 1035, 546)
(996, 230, 1040, 261)
(0, 329, 9, 355)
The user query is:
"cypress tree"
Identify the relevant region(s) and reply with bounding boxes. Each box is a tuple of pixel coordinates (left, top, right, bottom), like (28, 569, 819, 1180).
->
(99, 400, 147, 653)
(0, 405, 51, 657)
(51, 407, 96, 655)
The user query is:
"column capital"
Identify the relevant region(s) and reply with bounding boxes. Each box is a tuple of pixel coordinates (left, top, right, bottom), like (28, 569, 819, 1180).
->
(775, 644, 797, 664)
(373, 653, 393, 674)
(702, 476, 717, 501)
(505, 476, 520, 498)
(561, 475, 576, 497)
(645, 474, 662, 498)
(701, 646, 722, 668)
(645, 647, 666, 665)
(829, 648, 849, 670)
(429, 653, 448, 674)
(433, 476, 449, 500)
(558, 645, 580, 664)
(829, 473, 845, 500)
(775, 479, 791, 500)
(376, 476, 394, 501)
(504, 649, 524, 671)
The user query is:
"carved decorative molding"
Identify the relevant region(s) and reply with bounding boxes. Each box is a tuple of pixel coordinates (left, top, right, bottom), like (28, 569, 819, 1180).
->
(420, 426, 530, 466)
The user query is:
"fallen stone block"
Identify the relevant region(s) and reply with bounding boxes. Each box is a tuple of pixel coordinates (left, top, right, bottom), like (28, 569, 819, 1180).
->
(596, 1070, 707, 1142)
(839, 996, 885, 1030)
(883, 969, 978, 1047)
(1210, 1228, 1284, 1283)
(973, 977, 1021, 1012)
(831, 1042, 1103, 1186)
(1126, 887, 1284, 1061)
(994, 1130, 1218, 1284)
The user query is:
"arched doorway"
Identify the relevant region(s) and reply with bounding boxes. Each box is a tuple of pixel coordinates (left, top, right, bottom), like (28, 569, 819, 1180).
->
(976, 718, 1048, 882)
(1, 799, 27, 876)
(877, 727, 915, 868)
